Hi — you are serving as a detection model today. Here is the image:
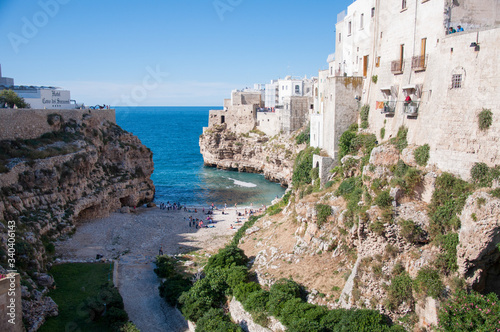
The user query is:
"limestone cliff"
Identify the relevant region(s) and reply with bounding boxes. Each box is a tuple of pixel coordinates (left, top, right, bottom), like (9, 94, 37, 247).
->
(199, 125, 304, 187)
(0, 111, 154, 330)
(237, 138, 500, 331)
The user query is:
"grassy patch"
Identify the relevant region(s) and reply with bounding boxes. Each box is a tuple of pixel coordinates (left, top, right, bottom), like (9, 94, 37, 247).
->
(40, 263, 126, 332)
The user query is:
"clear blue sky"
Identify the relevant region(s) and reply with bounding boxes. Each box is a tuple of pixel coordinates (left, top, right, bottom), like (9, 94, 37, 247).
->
(0, 0, 351, 106)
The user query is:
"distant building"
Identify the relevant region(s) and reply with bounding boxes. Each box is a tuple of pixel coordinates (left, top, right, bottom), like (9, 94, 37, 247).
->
(265, 80, 279, 108)
(0, 64, 82, 109)
(0, 64, 14, 86)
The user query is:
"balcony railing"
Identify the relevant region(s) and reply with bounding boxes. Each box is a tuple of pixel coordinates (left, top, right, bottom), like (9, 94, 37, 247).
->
(381, 101, 396, 114)
(411, 55, 427, 71)
(391, 60, 404, 74)
(403, 101, 420, 116)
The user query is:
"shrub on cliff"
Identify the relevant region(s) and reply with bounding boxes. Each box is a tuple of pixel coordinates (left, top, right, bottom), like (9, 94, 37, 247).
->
(428, 173, 473, 238)
(414, 144, 430, 166)
(413, 267, 444, 299)
(268, 278, 304, 317)
(316, 204, 332, 226)
(296, 125, 310, 145)
(437, 290, 500, 331)
(292, 146, 320, 186)
(386, 272, 413, 309)
(390, 126, 408, 152)
(195, 308, 243, 332)
(360, 104, 370, 129)
(433, 232, 459, 274)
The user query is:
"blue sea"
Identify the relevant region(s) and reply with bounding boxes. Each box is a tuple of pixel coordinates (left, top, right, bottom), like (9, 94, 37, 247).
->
(115, 107, 286, 207)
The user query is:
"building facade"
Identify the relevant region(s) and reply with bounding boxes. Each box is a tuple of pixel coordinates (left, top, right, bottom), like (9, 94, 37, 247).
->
(317, 0, 500, 179)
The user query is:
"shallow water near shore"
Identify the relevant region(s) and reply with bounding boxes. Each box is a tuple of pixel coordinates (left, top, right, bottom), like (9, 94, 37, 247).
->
(115, 106, 286, 207)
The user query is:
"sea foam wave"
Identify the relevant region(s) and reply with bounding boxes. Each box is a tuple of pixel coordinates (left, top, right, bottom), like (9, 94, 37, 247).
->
(228, 177, 257, 188)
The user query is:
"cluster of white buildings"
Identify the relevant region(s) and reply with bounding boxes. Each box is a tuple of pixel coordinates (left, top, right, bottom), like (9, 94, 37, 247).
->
(310, 0, 500, 180)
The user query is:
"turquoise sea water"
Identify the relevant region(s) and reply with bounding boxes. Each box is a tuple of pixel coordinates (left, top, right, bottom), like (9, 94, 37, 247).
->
(115, 107, 286, 207)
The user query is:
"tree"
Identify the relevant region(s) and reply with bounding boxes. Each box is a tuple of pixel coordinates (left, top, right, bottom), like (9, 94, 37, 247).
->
(0, 90, 30, 108)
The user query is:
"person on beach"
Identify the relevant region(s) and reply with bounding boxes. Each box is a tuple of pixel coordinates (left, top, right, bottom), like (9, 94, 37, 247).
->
(159, 245, 163, 256)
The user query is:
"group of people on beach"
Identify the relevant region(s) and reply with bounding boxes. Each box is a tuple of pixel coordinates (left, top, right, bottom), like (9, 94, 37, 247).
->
(158, 201, 186, 211)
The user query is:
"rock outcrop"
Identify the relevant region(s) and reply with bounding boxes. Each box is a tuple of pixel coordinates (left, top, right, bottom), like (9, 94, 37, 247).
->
(457, 191, 500, 293)
(200, 126, 302, 186)
(0, 111, 155, 331)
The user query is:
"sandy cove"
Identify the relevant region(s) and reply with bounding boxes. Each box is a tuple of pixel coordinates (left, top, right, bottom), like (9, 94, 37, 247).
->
(55, 205, 257, 332)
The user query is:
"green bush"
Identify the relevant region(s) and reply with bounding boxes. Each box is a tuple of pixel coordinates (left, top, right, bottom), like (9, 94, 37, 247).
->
(404, 167, 422, 193)
(390, 126, 408, 152)
(369, 221, 385, 236)
(335, 176, 362, 198)
(292, 147, 320, 186)
(195, 308, 243, 332)
(491, 188, 500, 198)
(178, 278, 223, 322)
(325, 181, 334, 189)
(154, 255, 176, 278)
(233, 282, 261, 303)
(478, 108, 492, 131)
(159, 275, 192, 306)
(438, 290, 500, 331)
(428, 173, 473, 238)
(434, 233, 459, 274)
(413, 267, 444, 299)
(387, 272, 413, 308)
(380, 127, 385, 139)
(399, 219, 424, 243)
(375, 190, 392, 207)
(296, 125, 310, 145)
(470, 162, 491, 186)
(316, 204, 332, 226)
(360, 105, 370, 129)
(205, 245, 248, 273)
(339, 130, 357, 159)
(268, 278, 303, 317)
(414, 144, 430, 166)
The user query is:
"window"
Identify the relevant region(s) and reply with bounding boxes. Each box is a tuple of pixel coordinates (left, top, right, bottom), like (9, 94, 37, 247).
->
(339, 33, 341, 42)
(360, 14, 364, 29)
(295, 85, 300, 94)
(348, 21, 352, 35)
(371, 7, 375, 17)
(402, 0, 407, 9)
(452, 74, 462, 88)
(375, 56, 381, 67)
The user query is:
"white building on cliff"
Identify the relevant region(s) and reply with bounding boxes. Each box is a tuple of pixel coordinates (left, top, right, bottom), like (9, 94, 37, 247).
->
(312, 0, 500, 180)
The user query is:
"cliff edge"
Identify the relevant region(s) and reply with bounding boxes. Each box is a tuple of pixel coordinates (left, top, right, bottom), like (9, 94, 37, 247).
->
(0, 110, 155, 330)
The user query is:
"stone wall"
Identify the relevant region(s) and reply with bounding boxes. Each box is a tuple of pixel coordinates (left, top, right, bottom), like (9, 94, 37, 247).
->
(0, 108, 116, 140)
(256, 111, 280, 136)
(323, 77, 363, 158)
(0, 274, 22, 332)
(367, 27, 500, 179)
(281, 96, 312, 134)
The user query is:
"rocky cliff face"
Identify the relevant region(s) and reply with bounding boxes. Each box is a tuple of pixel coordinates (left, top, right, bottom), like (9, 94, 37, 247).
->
(0, 112, 154, 330)
(199, 125, 303, 187)
(237, 140, 500, 331)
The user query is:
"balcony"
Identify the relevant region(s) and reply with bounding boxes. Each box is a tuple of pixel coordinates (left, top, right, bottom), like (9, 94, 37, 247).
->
(381, 101, 396, 114)
(391, 60, 404, 75)
(411, 55, 427, 71)
(403, 101, 420, 116)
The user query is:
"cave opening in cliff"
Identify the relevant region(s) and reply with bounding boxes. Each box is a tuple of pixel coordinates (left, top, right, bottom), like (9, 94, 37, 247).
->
(220, 115, 225, 124)
(483, 253, 500, 297)
(77, 205, 99, 222)
(120, 196, 134, 207)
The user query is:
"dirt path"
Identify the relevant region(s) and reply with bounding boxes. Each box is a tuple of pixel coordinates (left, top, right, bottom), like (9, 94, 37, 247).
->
(56, 206, 245, 331)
